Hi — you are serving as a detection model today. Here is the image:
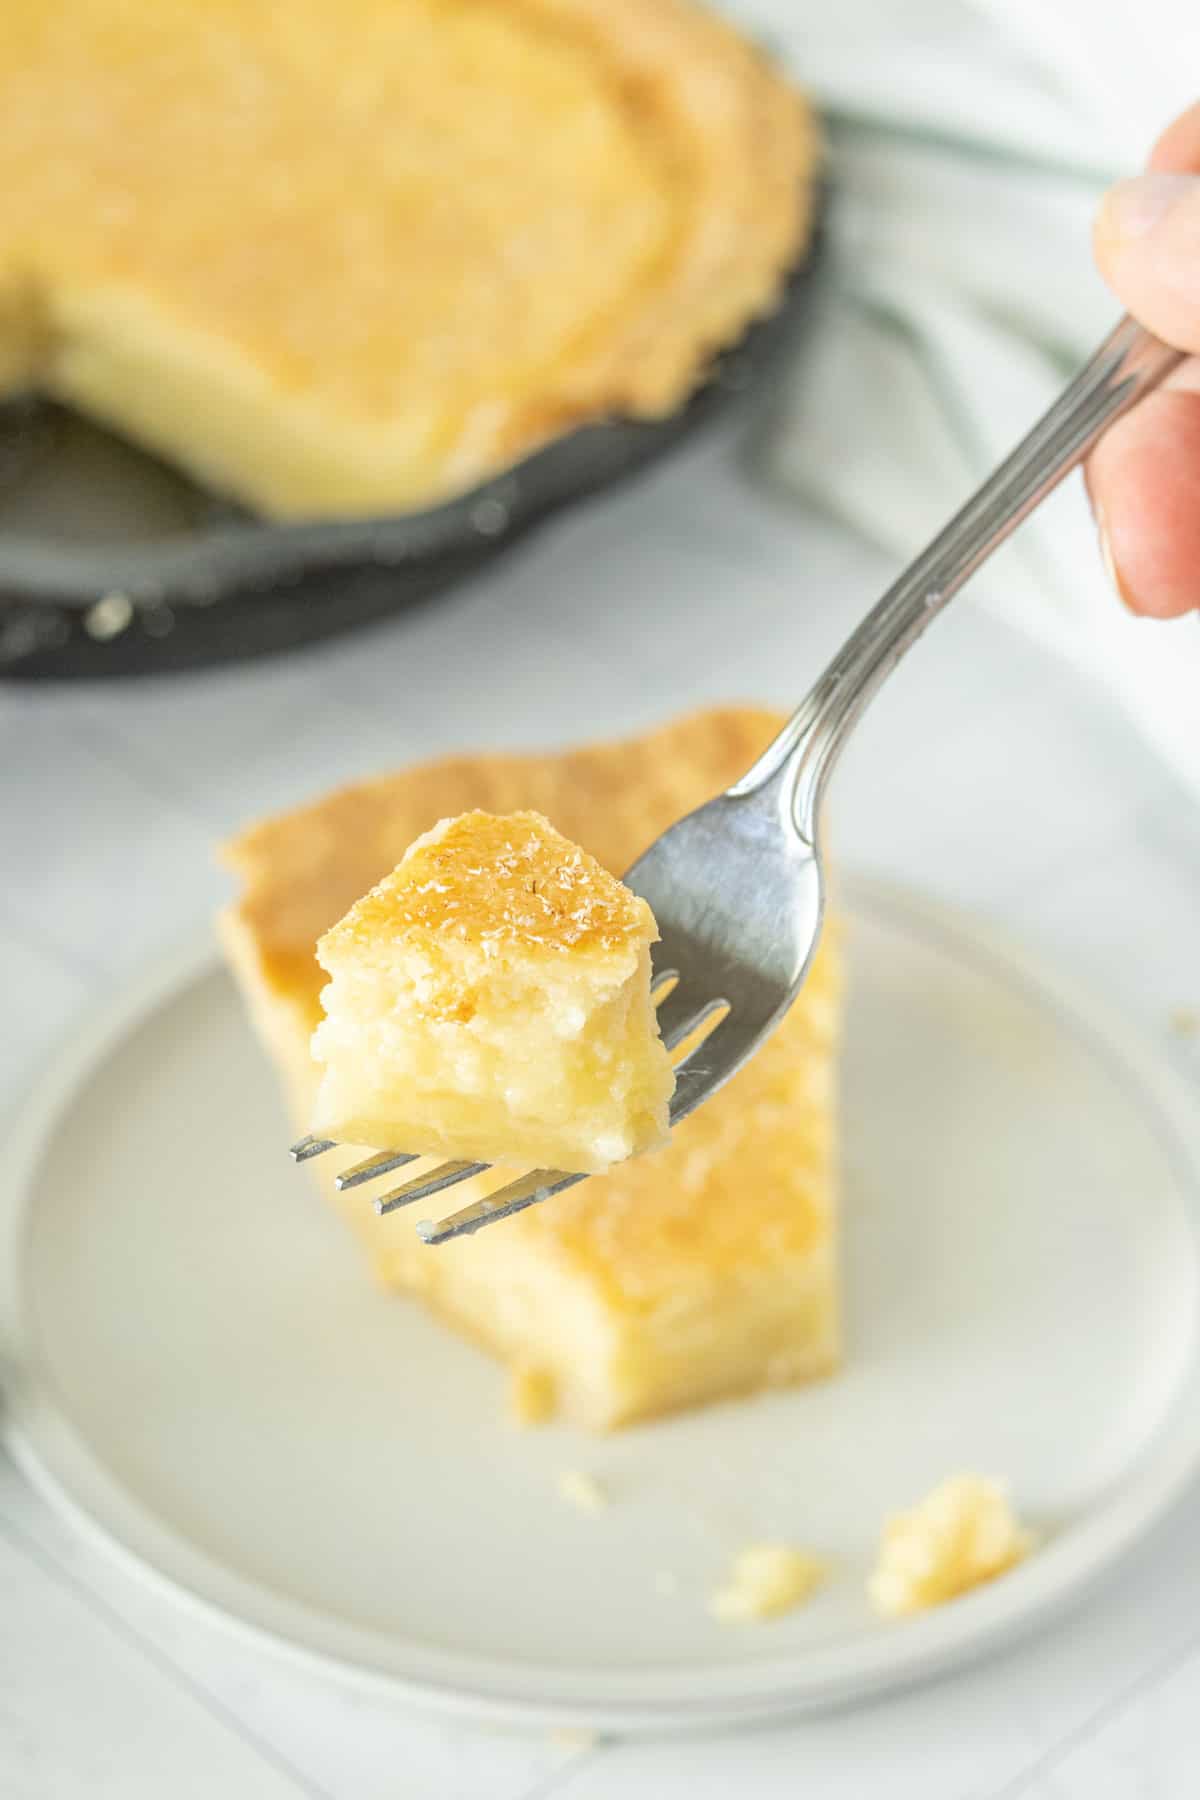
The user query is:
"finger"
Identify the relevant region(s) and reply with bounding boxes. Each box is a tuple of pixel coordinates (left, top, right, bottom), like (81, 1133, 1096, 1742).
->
(1149, 101, 1200, 174)
(1093, 172, 1200, 353)
(1085, 357, 1200, 618)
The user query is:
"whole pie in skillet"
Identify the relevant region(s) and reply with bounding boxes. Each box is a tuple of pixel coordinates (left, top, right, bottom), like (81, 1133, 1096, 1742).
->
(0, 0, 819, 518)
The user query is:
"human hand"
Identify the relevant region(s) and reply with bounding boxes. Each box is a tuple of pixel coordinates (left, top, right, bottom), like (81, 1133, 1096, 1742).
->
(1090, 102, 1200, 617)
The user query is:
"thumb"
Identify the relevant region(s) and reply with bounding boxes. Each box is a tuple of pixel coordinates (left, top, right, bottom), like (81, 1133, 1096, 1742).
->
(1094, 172, 1200, 353)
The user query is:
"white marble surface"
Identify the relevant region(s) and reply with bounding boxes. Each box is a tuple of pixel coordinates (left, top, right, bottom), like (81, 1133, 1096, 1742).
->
(3, 424, 1200, 1796)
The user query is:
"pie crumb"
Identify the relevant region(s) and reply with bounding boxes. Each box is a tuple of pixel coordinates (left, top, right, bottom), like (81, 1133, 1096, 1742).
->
(549, 1728, 601, 1751)
(710, 1545, 825, 1622)
(1170, 1007, 1199, 1038)
(557, 1469, 609, 1514)
(869, 1474, 1033, 1617)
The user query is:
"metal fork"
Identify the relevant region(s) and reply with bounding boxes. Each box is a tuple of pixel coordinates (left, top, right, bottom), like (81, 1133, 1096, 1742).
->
(293, 316, 1180, 1245)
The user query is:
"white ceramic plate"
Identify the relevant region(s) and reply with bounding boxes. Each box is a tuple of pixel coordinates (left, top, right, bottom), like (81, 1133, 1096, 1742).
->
(3, 880, 1199, 1732)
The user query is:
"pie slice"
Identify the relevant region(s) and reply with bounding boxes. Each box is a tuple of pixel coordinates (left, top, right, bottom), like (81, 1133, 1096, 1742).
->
(0, 0, 817, 518)
(220, 707, 841, 1429)
(310, 809, 674, 1173)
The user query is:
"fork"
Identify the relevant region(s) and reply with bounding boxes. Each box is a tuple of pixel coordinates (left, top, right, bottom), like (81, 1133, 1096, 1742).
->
(293, 316, 1181, 1245)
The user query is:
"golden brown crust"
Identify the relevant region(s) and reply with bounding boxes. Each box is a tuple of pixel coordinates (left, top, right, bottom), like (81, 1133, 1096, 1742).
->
(0, 1, 818, 515)
(220, 705, 783, 1034)
(320, 809, 654, 963)
(494, 0, 821, 424)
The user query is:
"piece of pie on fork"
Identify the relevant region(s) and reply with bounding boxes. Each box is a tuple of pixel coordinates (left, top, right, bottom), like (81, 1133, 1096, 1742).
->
(310, 808, 676, 1174)
(219, 708, 841, 1430)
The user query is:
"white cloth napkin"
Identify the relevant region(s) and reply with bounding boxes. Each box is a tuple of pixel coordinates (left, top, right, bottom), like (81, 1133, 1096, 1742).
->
(728, 0, 1200, 794)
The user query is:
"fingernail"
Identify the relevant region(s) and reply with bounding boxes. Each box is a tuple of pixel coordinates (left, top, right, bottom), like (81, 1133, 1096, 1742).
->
(1096, 504, 1139, 613)
(1098, 172, 1196, 242)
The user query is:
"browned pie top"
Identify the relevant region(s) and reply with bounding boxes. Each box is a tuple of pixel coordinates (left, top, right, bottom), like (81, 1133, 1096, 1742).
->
(319, 808, 655, 962)
(0, 1, 818, 513)
(222, 707, 782, 1031)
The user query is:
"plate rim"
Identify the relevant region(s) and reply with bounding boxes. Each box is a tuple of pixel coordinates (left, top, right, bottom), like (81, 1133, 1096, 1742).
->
(3, 879, 1200, 1732)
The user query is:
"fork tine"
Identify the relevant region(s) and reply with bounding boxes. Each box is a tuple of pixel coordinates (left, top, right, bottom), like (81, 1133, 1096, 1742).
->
(375, 1159, 490, 1215)
(420, 1058, 723, 1245)
(290, 1134, 336, 1162)
(656, 989, 728, 1053)
(667, 1056, 722, 1128)
(417, 1066, 720, 1245)
(335, 1148, 421, 1191)
(417, 1167, 587, 1244)
(650, 965, 679, 1000)
(416, 1013, 731, 1243)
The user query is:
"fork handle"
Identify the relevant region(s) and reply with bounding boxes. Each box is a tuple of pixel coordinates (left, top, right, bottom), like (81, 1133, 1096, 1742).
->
(739, 316, 1184, 831)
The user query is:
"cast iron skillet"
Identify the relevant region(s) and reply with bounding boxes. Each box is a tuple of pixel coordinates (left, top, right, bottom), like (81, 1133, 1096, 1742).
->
(0, 194, 825, 679)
